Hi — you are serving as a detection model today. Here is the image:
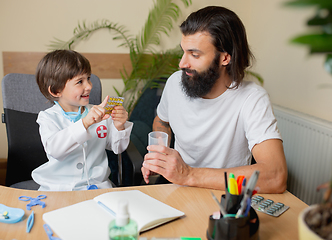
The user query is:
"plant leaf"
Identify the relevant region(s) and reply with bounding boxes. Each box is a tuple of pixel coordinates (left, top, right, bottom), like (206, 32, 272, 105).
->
(48, 20, 134, 50)
(246, 70, 264, 85)
(137, 0, 187, 53)
(324, 54, 332, 74)
(113, 86, 122, 97)
(284, 0, 332, 8)
(307, 15, 332, 26)
(291, 33, 332, 53)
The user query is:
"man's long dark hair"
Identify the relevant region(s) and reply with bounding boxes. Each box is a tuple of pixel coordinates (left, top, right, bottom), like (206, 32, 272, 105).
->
(180, 6, 254, 88)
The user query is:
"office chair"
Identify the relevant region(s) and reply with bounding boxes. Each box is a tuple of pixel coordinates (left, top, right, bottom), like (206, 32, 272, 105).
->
(2, 73, 142, 189)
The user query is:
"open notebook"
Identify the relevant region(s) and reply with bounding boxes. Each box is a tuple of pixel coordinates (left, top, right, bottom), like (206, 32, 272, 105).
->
(43, 190, 185, 240)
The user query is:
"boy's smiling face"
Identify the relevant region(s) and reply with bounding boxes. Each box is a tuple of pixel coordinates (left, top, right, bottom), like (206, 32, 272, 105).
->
(53, 73, 92, 112)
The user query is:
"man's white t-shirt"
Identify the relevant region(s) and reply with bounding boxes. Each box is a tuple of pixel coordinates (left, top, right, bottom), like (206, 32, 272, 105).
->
(157, 70, 281, 169)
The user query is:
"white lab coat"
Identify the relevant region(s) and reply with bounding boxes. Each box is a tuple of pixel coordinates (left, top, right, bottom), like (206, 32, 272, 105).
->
(32, 104, 133, 191)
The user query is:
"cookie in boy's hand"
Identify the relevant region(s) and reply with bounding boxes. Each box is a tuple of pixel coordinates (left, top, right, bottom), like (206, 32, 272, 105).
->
(104, 96, 124, 114)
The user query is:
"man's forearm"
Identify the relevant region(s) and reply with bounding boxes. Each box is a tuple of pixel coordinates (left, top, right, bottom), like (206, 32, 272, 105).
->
(153, 116, 172, 146)
(186, 139, 287, 193)
(185, 163, 286, 193)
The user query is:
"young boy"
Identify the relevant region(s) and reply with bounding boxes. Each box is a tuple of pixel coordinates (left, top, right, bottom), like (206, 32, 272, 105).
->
(32, 50, 133, 191)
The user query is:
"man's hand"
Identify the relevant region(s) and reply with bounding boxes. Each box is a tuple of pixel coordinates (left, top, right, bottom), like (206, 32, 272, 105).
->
(82, 96, 110, 129)
(142, 145, 192, 185)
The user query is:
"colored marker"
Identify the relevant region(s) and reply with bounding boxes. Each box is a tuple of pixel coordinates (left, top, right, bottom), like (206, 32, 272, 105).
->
(237, 175, 245, 194)
(228, 176, 239, 195)
(241, 178, 247, 195)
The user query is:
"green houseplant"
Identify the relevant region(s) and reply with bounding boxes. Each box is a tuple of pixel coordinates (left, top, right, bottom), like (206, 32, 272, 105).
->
(284, 0, 332, 75)
(49, 0, 192, 115)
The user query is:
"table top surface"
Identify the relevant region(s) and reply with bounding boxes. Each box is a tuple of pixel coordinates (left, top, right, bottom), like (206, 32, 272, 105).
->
(0, 184, 308, 240)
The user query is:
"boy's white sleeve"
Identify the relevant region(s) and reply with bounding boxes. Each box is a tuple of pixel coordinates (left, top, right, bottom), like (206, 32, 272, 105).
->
(107, 121, 133, 154)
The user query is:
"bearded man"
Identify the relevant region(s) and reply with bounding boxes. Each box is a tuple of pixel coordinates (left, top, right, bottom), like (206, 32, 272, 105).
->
(141, 6, 287, 194)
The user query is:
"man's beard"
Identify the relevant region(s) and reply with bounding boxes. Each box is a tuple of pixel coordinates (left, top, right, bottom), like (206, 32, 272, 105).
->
(181, 52, 221, 99)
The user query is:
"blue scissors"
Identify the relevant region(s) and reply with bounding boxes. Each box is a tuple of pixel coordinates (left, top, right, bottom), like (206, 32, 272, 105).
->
(18, 195, 46, 210)
(44, 224, 61, 240)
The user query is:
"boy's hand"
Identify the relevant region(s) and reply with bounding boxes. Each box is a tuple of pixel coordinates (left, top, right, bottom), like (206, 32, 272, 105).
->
(82, 96, 110, 129)
(111, 105, 128, 131)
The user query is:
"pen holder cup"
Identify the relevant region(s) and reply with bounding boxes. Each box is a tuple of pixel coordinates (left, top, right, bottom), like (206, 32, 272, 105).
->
(206, 207, 259, 240)
(224, 192, 243, 214)
(206, 193, 259, 240)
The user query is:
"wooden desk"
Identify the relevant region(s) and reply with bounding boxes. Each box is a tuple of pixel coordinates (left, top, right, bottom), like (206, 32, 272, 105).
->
(0, 184, 307, 240)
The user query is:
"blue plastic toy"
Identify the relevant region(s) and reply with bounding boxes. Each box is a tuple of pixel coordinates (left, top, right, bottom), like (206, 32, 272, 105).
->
(18, 195, 47, 210)
(26, 211, 34, 233)
(44, 223, 61, 240)
(0, 204, 24, 224)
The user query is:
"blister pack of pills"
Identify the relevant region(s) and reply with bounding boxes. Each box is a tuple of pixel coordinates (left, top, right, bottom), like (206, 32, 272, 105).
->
(251, 195, 289, 217)
(104, 96, 124, 114)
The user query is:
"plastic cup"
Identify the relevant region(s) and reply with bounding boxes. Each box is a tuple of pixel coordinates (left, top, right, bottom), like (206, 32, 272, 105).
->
(148, 131, 168, 152)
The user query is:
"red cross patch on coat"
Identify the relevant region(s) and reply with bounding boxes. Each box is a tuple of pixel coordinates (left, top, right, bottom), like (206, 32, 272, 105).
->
(96, 125, 107, 138)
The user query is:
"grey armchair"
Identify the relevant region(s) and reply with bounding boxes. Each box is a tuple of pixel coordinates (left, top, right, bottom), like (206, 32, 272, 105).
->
(1, 73, 143, 189)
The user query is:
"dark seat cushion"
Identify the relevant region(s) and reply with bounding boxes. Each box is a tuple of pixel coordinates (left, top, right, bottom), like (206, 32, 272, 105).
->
(4, 109, 48, 186)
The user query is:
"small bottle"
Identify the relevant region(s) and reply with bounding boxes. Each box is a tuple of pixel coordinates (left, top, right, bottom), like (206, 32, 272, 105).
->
(109, 200, 138, 240)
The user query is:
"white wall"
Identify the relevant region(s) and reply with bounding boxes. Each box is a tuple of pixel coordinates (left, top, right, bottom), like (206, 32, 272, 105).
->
(248, 0, 332, 121)
(0, 0, 331, 158)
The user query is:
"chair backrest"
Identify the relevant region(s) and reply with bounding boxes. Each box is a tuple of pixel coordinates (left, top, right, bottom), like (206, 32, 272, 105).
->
(2, 73, 101, 186)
